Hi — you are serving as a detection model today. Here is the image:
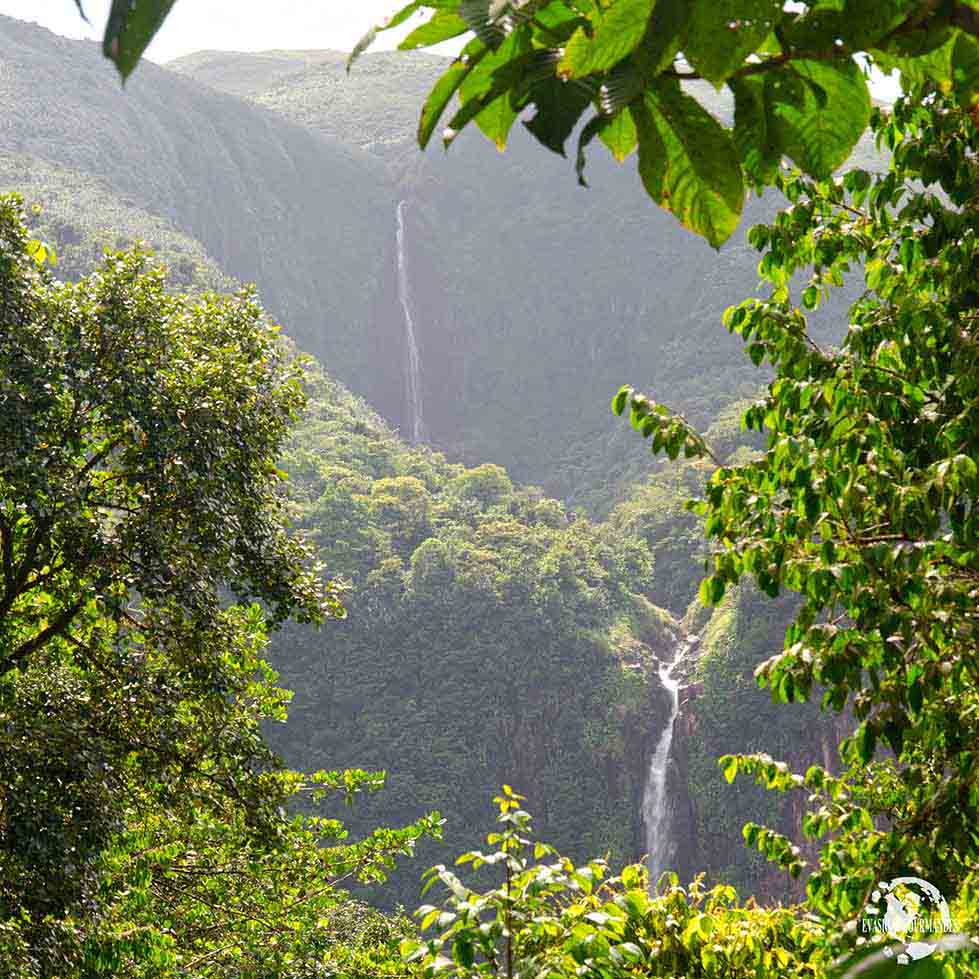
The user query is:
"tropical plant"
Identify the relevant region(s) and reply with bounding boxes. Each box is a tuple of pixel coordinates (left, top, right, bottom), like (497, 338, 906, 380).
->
(403, 786, 825, 979)
(0, 193, 440, 976)
(615, 86, 979, 969)
(357, 0, 979, 246)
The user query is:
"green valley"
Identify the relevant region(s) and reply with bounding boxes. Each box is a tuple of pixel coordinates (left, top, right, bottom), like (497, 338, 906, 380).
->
(3, 4, 979, 976)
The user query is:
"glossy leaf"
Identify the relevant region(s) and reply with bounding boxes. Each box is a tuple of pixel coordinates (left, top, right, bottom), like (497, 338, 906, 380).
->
(557, 0, 657, 80)
(684, 0, 782, 86)
(633, 81, 745, 247)
(418, 39, 490, 149)
(598, 109, 639, 162)
(767, 59, 871, 178)
(103, 0, 177, 81)
(400, 10, 470, 50)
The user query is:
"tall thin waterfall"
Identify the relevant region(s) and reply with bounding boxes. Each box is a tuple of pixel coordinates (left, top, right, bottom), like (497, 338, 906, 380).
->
(643, 636, 688, 887)
(395, 200, 426, 443)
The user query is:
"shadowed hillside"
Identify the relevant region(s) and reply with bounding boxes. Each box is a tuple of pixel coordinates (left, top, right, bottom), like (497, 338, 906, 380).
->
(173, 48, 833, 511)
(0, 14, 407, 423)
(2, 18, 867, 510)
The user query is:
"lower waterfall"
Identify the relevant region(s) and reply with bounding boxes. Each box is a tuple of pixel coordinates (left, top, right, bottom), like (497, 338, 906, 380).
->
(643, 635, 688, 888)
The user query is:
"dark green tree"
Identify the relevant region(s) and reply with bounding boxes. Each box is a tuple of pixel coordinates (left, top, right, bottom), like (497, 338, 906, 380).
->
(0, 194, 439, 976)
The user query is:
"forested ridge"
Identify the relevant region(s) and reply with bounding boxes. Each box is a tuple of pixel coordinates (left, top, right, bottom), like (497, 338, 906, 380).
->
(3, 3, 979, 977)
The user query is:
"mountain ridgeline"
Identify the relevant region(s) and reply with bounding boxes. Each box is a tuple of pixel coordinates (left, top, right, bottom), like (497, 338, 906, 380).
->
(0, 15, 850, 907)
(2, 14, 854, 511)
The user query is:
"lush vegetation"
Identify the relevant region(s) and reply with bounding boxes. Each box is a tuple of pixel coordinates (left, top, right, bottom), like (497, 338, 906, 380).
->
(0, 196, 439, 976)
(615, 90, 979, 972)
(4, 5, 979, 977)
(269, 358, 678, 907)
(353, 0, 979, 246)
(3, 12, 805, 510)
(405, 787, 829, 979)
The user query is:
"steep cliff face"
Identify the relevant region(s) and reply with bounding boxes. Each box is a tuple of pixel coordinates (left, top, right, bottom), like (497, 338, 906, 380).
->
(674, 586, 849, 902)
(0, 15, 400, 415)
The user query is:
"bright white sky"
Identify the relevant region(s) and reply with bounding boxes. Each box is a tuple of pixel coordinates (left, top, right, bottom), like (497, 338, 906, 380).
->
(0, 1, 435, 61)
(0, 1, 900, 97)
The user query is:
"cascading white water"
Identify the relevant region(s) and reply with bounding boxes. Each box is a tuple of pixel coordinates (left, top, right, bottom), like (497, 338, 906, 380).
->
(395, 200, 426, 443)
(643, 635, 689, 887)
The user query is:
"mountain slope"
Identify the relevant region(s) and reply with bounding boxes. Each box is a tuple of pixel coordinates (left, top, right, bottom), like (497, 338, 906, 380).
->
(269, 361, 682, 908)
(2, 20, 867, 510)
(0, 14, 407, 420)
(0, 153, 235, 293)
(171, 47, 861, 512)
(171, 49, 444, 157)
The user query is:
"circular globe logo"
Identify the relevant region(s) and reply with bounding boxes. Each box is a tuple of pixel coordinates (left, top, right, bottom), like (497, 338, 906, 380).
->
(861, 877, 954, 965)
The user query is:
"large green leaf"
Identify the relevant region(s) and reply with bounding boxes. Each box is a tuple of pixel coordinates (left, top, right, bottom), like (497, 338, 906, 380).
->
(633, 0, 690, 78)
(523, 78, 594, 156)
(631, 81, 744, 247)
(475, 93, 519, 150)
(598, 110, 639, 162)
(731, 76, 779, 187)
(103, 0, 177, 81)
(557, 0, 657, 79)
(784, 0, 907, 52)
(400, 11, 470, 50)
(417, 39, 489, 148)
(445, 44, 540, 149)
(446, 24, 534, 148)
(684, 0, 783, 86)
(766, 59, 871, 179)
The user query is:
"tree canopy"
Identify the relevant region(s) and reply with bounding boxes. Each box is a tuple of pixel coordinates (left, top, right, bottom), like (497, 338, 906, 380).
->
(0, 195, 440, 976)
(0, 203, 340, 678)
